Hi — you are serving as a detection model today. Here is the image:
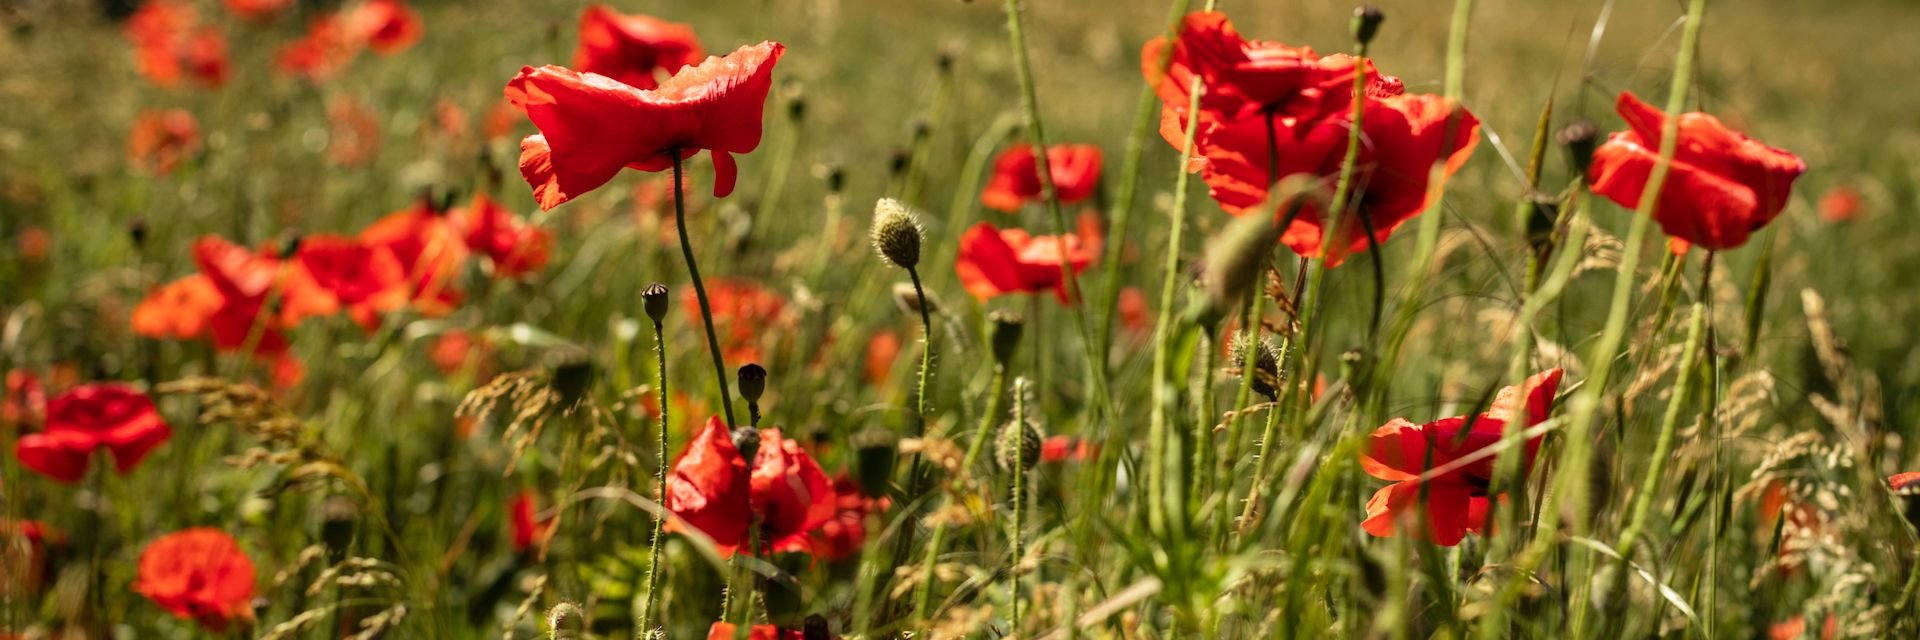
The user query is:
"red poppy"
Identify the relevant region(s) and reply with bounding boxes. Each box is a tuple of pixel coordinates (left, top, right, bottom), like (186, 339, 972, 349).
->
(683, 278, 788, 364)
(14, 384, 173, 483)
(954, 211, 1104, 302)
(1041, 435, 1097, 463)
(980, 144, 1104, 212)
(1893, 473, 1920, 490)
(505, 41, 786, 209)
(448, 195, 553, 278)
(125, 1, 229, 89)
(192, 236, 338, 352)
(129, 109, 203, 176)
(134, 528, 256, 632)
(430, 329, 489, 375)
(16, 226, 50, 265)
(3, 370, 47, 429)
(294, 234, 410, 329)
(1116, 287, 1152, 335)
(1360, 369, 1563, 546)
(359, 200, 468, 313)
(1768, 615, 1837, 640)
(133, 274, 225, 342)
(326, 95, 382, 167)
(864, 330, 901, 386)
(814, 474, 889, 562)
(1588, 91, 1806, 253)
(483, 99, 521, 142)
(707, 622, 821, 640)
(1817, 185, 1863, 223)
(346, 0, 423, 55)
(573, 5, 704, 91)
(508, 491, 558, 554)
(224, 0, 292, 22)
(276, 14, 360, 81)
(666, 418, 835, 556)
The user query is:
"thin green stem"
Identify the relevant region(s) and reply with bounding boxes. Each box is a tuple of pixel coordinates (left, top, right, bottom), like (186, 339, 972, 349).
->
(1605, 301, 1706, 623)
(1145, 27, 1207, 542)
(672, 153, 738, 429)
(639, 319, 669, 634)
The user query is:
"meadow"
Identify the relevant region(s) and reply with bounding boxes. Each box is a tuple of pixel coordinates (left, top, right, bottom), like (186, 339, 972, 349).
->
(2, 0, 1919, 637)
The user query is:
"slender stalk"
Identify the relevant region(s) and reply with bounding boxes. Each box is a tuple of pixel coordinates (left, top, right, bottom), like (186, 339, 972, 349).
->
(914, 364, 1008, 620)
(672, 153, 738, 428)
(638, 318, 670, 634)
(1145, 29, 1207, 541)
(1602, 301, 1706, 626)
(1008, 387, 1030, 637)
(909, 267, 935, 435)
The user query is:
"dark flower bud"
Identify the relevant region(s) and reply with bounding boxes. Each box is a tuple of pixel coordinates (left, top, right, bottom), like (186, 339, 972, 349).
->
(127, 218, 148, 249)
(912, 119, 931, 141)
(803, 615, 831, 640)
(893, 282, 939, 315)
(546, 348, 595, 409)
(1557, 119, 1600, 178)
(988, 310, 1024, 366)
(888, 148, 910, 177)
(641, 283, 670, 324)
(1197, 208, 1283, 326)
(730, 426, 761, 461)
(786, 92, 807, 122)
(737, 364, 768, 404)
(850, 427, 898, 498)
(870, 198, 924, 269)
(936, 51, 955, 74)
(825, 165, 846, 194)
(1526, 193, 1560, 256)
(1352, 6, 1385, 46)
(278, 231, 304, 260)
(997, 418, 1041, 474)
(1227, 332, 1284, 400)
(319, 495, 358, 564)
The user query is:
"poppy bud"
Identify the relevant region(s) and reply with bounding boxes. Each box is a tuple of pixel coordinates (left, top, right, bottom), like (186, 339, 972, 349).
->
(762, 554, 810, 625)
(997, 418, 1041, 474)
(870, 198, 924, 269)
(737, 364, 768, 404)
(1526, 193, 1559, 256)
(127, 218, 148, 249)
(1557, 119, 1600, 177)
(786, 94, 807, 122)
(320, 495, 357, 564)
(730, 426, 761, 461)
(1352, 6, 1385, 46)
(912, 119, 931, 142)
(1227, 332, 1284, 400)
(825, 165, 846, 194)
(850, 427, 898, 498)
(936, 51, 955, 74)
(546, 348, 595, 409)
(892, 282, 939, 315)
(803, 614, 831, 640)
(641, 283, 670, 324)
(988, 310, 1024, 366)
(1197, 208, 1283, 327)
(888, 148, 910, 177)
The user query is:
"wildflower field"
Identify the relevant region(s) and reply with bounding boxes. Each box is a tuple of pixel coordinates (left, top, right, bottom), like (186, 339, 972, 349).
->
(3, 0, 1919, 637)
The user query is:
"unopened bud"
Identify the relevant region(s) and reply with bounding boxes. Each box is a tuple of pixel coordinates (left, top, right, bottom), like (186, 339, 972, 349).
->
(803, 615, 831, 640)
(1351, 6, 1385, 46)
(850, 427, 898, 498)
(1557, 119, 1600, 178)
(1227, 332, 1284, 400)
(825, 165, 846, 194)
(997, 418, 1041, 474)
(641, 283, 670, 324)
(1198, 210, 1283, 326)
(546, 348, 595, 409)
(870, 198, 924, 269)
(988, 310, 1024, 366)
(1526, 193, 1559, 256)
(737, 364, 768, 404)
(127, 218, 148, 249)
(888, 149, 910, 177)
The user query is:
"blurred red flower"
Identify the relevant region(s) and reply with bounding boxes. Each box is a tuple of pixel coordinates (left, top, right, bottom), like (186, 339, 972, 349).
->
(1817, 185, 1863, 223)
(980, 144, 1103, 212)
(505, 41, 785, 209)
(1, 519, 60, 596)
(449, 195, 553, 278)
(666, 418, 835, 557)
(276, 14, 361, 81)
(134, 528, 256, 633)
(1360, 369, 1563, 546)
(2, 370, 46, 428)
(430, 329, 488, 375)
(15, 226, 50, 266)
(347, 0, 423, 55)
(133, 274, 225, 342)
(1588, 91, 1806, 253)
(224, 0, 292, 22)
(326, 95, 382, 167)
(1041, 435, 1097, 463)
(814, 474, 889, 562)
(192, 236, 339, 352)
(359, 200, 469, 314)
(684, 278, 788, 364)
(508, 491, 557, 554)
(864, 330, 901, 386)
(129, 109, 203, 176)
(125, 1, 228, 89)
(1116, 286, 1151, 336)
(14, 383, 173, 483)
(707, 622, 824, 640)
(954, 211, 1103, 302)
(294, 234, 410, 329)
(573, 5, 704, 91)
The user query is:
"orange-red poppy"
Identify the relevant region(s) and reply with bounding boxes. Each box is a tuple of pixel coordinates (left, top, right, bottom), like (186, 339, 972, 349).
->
(864, 330, 902, 386)
(707, 622, 827, 640)
(15, 226, 50, 265)
(359, 200, 469, 313)
(1817, 185, 1863, 223)
(1116, 286, 1152, 335)
(683, 278, 788, 364)
(132, 274, 225, 341)
(1588, 91, 1806, 253)
(1360, 369, 1562, 546)
(14, 383, 173, 483)
(666, 418, 835, 557)
(294, 234, 410, 329)
(980, 144, 1103, 212)
(2, 370, 46, 429)
(346, 0, 423, 55)
(1, 519, 60, 596)
(129, 109, 203, 176)
(814, 473, 889, 563)
(134, 528, 256, 632)
(192, 236, 339, 352)
(1042, 435, 1098, 463)
(276, 13, 361, 81)
(508, 491, 558, 554)
(505, 41, 785, 209)
(448, 195, 552, 278)
(573, 5, 704, 91)
(224, 0, 292, 22)
(326, 95, 382, 167)
(954, 211, 1104, 303)
(125, 1, 229, 89)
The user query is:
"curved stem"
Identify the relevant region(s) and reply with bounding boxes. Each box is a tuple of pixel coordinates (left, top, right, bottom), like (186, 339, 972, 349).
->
(672, 153, 738, 428)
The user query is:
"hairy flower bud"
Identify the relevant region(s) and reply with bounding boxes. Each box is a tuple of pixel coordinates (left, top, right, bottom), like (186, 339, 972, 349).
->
(871, 198, 924, 269)
(997, 418, 1041, 474)
(1227, 332, 1284, 400)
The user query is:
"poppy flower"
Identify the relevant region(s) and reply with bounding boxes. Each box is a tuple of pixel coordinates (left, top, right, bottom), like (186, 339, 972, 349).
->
(294, 234, 410, 329)
(359, 200, 468, 313)
(1116, 287, 1152, 335)
(814, 474, 889, 563)
(346, 0, 423, 55)
(483, 98, 521, 142)
(505, 41, 786, 209)
(276, 14, 361, 81)
(430, 329, 488, 375)
(129, 109, 203, 176)
(864, 330, 901, 386)
(1588, 91, 1807, 253)
(508, 491, 558, 554)
(3, 370, 47, 428)
(125, 1, 229, 89)
(192, 236, 339, 353)
(132, 274, 225, 342)
(1, 519, 61, 596)
(1041, 435, 1097, 463)
(448, 195, 553, 278)
(666, 417, 835, 557)
(134, 528, 256, 633)
(1817, 185, 1863, 223)
(573, 5, 705, 91)
(16, 226, 50, 266)
(224, 0, 292, 22)
(707, 622, 826, 640)
(1360, 369, 1563, 546)
(14, 383, 173, 483)
(954, 211, 1104, 302)
(980, 144, 1104, 212)
(326, 95, 382, 167)
(683, 278, 788, 364)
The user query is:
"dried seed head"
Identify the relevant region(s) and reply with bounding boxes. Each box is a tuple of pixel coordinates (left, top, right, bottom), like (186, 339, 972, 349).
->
(641, 282, 670, 324)
(545, 348, 595, 409)
(730, 426, 761, 461)
(1226, 332, 1284, 399)
(871, 198, 925, 269)
(737, 363, 769, 404)
(850, 427, 899, 498)
(1352, 6, 1385, 46)
(988, 310, 1025, 366)
(1558, 119, 1600, 177)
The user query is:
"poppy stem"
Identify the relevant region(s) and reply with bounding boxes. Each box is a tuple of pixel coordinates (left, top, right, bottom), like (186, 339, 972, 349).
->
(1604, 300, 1706, 623)
(1008, 385, 1029, 637)
(915, 362, 1009, 622)
(638, 316, 669, 635)
(1147, 42, 1208, 540)
(671, 153, 739, 429)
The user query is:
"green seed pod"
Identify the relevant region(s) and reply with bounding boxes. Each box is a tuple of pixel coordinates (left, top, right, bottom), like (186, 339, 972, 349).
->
(737, 363, 768, 404)
(988, 310, 1025, 366)
(641, 282, 670, 324)
(871, 198, 924, 269)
